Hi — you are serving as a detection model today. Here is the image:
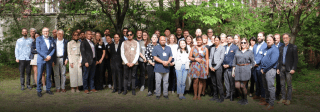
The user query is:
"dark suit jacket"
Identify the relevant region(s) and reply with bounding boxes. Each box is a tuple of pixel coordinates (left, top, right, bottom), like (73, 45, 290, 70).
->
(52, 39, 69, 65)
(253, 42, 267, 70)
(223, 44, 239, 71)
(36, 36, 56, 64)
(30, 40, 37, 59)
(80, 39, 94, 65)
(277, 43, 298, 72)
(109, 41, 123, 69)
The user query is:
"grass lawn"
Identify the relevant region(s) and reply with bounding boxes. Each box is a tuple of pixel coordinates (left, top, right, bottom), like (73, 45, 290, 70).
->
(0, 65, 319, 111)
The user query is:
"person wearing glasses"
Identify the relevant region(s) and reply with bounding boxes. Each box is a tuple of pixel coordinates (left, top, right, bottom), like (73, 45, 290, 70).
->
(121, 30, 140, 95)
(207, 29, 214, 45)
(232, 38, 255, 105)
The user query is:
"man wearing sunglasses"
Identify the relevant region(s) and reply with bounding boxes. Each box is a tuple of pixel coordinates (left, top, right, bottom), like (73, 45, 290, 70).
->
(121, 30, 140, 95)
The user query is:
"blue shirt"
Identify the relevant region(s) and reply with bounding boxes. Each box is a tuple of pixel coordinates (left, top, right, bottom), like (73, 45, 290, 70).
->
(283, 45, 288, 64)
(260, 45, 279, 73)
(152, 45, 172, 73)
(15, 37, 33, 60)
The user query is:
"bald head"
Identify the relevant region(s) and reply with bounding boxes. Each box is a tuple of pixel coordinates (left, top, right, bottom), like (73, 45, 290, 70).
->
(159, 36, 166, 46)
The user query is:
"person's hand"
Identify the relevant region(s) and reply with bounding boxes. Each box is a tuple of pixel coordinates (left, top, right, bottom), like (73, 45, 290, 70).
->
(46, 56, 51, 61)
(290, 70, 295, 74)
(223, 65, 229, 68)
(277, 69, 280, 74)
(170, 62, 175, 66)
(130, 63, 135, 67)
(16, 60, 19, 63)
(210, 67, 215, 72)
(163, 61, 168, 67)
(99, 60, 103, 64)
(143, 58, 147, 63)
(151, 62, 155, 66)
(126, 63, 131, 67)
(261, 69, 264, 74)
(70, 63, 74, 68)
(195, 58, 202, 63)
(64, 60, 68, 65)
(96, 61, 99, 65)
(52, 62, 55, 66)
(85, 62, 89, 67)
(254, 64, 259, 67)
(232, 73, 235, 77)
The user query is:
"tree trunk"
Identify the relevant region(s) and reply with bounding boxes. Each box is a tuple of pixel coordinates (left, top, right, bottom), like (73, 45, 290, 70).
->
(175, 0, 180, 28)
(159, 0, 164, 11)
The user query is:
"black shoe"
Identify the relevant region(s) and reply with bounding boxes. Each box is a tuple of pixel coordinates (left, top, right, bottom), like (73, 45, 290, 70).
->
(147, 91, 152, 97)
(164, 96, 169, 99)
(156, 96, 160, 100)
(241, 99, 248, 105)
(200, 94, 205, 97)
(209, 93, 213, 97)
(37, 92, 42, 97)
(112, 89, 117, 93)
(230, 94, 234, 101)
(216, 98, 224, 103)
(118, 90, 122, 94)
(209, 97, 218, 101)
(132, 90, 136, 95)
(224, 95, 231, 99)
(122, 90, 127, 95)
(237, 99, 244, 104)
(21, 87, 24, 90)
(127, 87, 131, 91)
(46, 90, 54, 95)
(27, 86, 32, 90)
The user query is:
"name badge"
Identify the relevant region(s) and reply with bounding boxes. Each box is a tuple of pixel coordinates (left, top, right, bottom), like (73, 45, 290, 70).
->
(264, 52, 267, 56)
(131, 47, 135, 51)
(98, 46, 102, 48)
(51, 44, 54, 47)
(73, 48, 77, 51)
(199, 50, 203, 54)
(108, 46, 110, 49)
(163, 52, 167, 56)
(259, 51, 263, 54)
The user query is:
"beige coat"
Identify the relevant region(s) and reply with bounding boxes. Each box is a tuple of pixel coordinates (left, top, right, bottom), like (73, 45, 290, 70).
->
(67, 40, 83, 87)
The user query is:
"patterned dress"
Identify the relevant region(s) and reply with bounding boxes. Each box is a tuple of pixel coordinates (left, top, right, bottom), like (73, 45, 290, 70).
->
(189, 46, 208, 79)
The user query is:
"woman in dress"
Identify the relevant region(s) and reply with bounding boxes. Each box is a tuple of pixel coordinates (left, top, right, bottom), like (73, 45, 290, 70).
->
(232, 38, 255, 105)
(188, 36, 209, 100)
(94, 32, 106, 90)
(145, 34, 159, 96)
(67, 31, 83, 93)
(174, 40, 190, 100)
(167, 34, 178, 94)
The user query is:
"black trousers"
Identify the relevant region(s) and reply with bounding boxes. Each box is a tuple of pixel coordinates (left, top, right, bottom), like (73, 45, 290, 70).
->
(136, 61, 146, 87)
(112, 63, 123, 91)
(94, 60, 105, 90)
(103, 59, 112, 85)
(123, 65, 137, 91)
(19, 60, 32, 87)
(275, 72, 281, 97)
(210, 67, 224, 98)
(168, 66, 176, 91)
(147, 65, 155, 92)
(250, 68, 255, 94)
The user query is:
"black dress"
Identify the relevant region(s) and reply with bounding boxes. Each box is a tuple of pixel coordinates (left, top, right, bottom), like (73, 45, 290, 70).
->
(94, 42, 106, 90)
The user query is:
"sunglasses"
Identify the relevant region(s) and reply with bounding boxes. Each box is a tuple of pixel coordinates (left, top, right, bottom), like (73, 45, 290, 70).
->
(128, 34, 133, 36)
(241, 42, 247, 44)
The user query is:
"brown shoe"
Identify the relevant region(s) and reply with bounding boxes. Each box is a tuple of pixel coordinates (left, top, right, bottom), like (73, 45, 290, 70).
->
(56, 89, 60, 93)
(284, 100, 291, 105)
(278, 99, 286, 104)
(265, 105, 274, 110)
(253, 95, 261, 99)
(61, 89, 66, 93)
(259, 98, 265, 102)
(259, 101, 269, 105)
(84, 90, 89, 94)
(90, 89, 98, 92)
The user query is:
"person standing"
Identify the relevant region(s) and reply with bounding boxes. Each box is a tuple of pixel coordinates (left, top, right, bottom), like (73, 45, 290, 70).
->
(153, 36, 172, 99)
(223, 35, 239, 101)
(80, 30, 98, 94)
(122, 27, 128, 41)
(68, 31, 83, 93)
(184, 35, 193, 93)
(259, 34, 279, 110)
(193, 29, 202, 46)
(176, 27, 184, 42)
(167, 34, 178, 94)
(15, 28, 33, 90)
(232, 38, 255, 105)
(209, 37, 225, 103)
(248, 36, 256, 97)
(29, 28, 37, 87)
(234, 34, 241, 48)
(52, 29, 68, 93)
(277, 33, 298, 105)
(93, 32, 106, 90)
(189, 36, 209, 100)
(110, 34, 124, 94)
(174, 40, 190, 100)
(121, 30, 140, 95)
(154, 30, 161, 38)
(36, 27, 56, 97)
(220, 33, 227, 46)
(145, 34, 159, 96)
(104, 35, 113, 89)
(183, 30, 190, 40)
(207, 29, 214, 44)
(252, 32, 267, 102)
(137, 31, 150, 91)
(274, 33, 284, 100)
(51, 29, 57, 87)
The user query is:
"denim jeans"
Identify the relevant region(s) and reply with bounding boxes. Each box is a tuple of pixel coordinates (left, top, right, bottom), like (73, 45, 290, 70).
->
(175, 64, 188, 95)
(255, 69, 265, 98)
(83, 60, 96, 90)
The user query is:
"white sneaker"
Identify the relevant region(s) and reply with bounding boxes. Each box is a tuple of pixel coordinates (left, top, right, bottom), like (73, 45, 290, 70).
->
(103, 85, 106, 88)
(172, 91, 175, 94)
(43, 86, 46, 91)
(140, 86, 145, 91)
(108, 84, 112, 89)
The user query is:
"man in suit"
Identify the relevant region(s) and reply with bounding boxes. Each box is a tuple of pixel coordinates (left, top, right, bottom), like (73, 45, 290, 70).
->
(52, 29, 68, 93)
(36, 27, 56, 97)
(276, 33, 298, 105)
(274, 34, 284, 100)
(223, 35, 239, 101)
(80, 30, 97, 94)
(110, 33, 123, 94)
(252, 32, 268, 102)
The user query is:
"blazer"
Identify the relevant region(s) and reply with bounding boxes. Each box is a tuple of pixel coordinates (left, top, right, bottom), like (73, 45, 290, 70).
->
(80, 39, 94, 65)
(253, 41, 267, 70)
(275, 42, 285, 48)
(277, 43, 298, 72)
(209, 45, 225, 70)
(36, 36, 56, 64)
(52, 39, 69, 65)
(223, 44, 239, 71)
(109, 41, 123, 68)
(29, 40, 37, 59)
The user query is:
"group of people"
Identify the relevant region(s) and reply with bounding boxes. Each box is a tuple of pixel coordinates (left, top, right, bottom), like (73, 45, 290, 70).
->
(15, 27, 298, 110)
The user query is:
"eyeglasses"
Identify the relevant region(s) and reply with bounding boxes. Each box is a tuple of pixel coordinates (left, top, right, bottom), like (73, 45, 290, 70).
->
(128, 34, 133, 36)
(241, 42, 247, 44)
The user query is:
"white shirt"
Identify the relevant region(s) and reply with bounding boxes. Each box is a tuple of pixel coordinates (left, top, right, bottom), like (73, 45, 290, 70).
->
(226, 43, 232, 54)
(44, 36, 50, 49)
(167, 44, 178, 58)
(56, 39, 64, 57)
(275, 42, 280, 48)
(256, 41, 265, 54)
(249, 46, 253, 51)
(174, 49, 190, 70)
(102, 37, 108, 46)
(87, 39, 95, 58)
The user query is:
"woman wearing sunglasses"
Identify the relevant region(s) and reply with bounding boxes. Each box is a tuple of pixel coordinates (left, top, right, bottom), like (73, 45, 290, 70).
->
(232, 38, 255, 105)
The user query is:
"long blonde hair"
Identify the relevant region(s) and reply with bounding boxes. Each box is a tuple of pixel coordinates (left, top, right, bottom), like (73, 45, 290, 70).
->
(94, 32, 103, 45)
